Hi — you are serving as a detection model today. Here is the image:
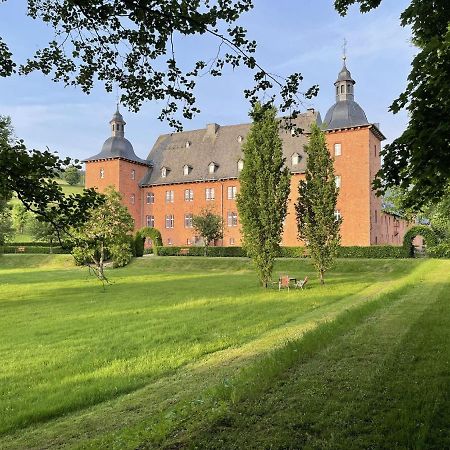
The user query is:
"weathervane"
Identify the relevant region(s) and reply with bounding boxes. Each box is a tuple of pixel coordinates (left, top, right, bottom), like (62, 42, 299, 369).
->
(342, 38, 347, 63)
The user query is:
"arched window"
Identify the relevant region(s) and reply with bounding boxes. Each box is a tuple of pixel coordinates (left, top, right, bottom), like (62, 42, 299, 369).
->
(336, 86, 339, 95)
(237, 159, 244, 172)
(347, 84, 351, 93)
(341, 85, 344, 94)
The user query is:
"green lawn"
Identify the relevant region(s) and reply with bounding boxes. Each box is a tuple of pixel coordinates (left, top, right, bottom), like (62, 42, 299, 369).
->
(0, 255, 448, 449)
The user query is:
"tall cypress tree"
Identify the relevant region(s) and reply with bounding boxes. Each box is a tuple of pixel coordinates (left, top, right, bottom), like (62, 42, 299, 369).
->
(295, 124, 342, 284)
(237, 103, 291, 287)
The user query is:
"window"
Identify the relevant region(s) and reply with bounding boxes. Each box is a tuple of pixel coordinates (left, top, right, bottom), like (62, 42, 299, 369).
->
(185, 141, 191, 148)
(167, 238, 172, 245)
(184, 189, 194, 201)
(375, 209, 378, 223)
(335, 175, 341, 188)
(334, 210, 342, 221)
(227, 211, 238, 227)
(227, 186, 237, 200)
(334, 143, 342, 156)
(146, 192, 154, 204)
(237, 135, 243, 143)
(131, 169, 136, 180)
(347, 84, 351, 92)
(291, 153, 301, 165)
(374, 145, 377, 157)
(161, 167, 167, 178)
(209, 162, 217, 174)
(336, 86, 339, 95)
(237, 159, 244, 172)
(184, 214, 193, 228)
(100, 168, 105, 179)
(206, 188, 215, 200)
(146, 215, 154, 227)
(341, 85, 344, 94)
(165, 214, 174, 228)
(187, 238, 192, 245)
(183, 165, 191, 176)
(165, 190, 174, 203)
(130, 194, 135, 204)
(229, 237, 235, 245)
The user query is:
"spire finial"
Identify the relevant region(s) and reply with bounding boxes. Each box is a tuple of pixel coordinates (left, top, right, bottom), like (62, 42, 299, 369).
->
(342, 38, 347, 64)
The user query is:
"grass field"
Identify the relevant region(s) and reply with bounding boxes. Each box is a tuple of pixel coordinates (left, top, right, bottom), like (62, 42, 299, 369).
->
(0, 255, 448, 449)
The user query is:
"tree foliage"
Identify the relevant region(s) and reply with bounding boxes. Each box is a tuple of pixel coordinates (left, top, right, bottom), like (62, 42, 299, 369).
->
(335, 0, 450, 208)
(295, 124, 341, 284)
(0, 115, 103, 238)
(237, 103, 291, 287)
(12, 203, 30, 235)
(64, 166, 81, 186)
(0, 1, 317, 131)
(71, 188, 134, 281)
(192, 209, 223, 256)
(28, 215, 60, 245)
(0, 206, 14, 245)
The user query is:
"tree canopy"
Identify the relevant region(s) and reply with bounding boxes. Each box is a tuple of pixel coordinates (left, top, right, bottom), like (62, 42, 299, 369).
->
(237, 103, 291, 287)
(336, 0, 450, 208)
(295, 124, 341, 284)
(192, 209, 223, 256)
(0, 0, 317, 130)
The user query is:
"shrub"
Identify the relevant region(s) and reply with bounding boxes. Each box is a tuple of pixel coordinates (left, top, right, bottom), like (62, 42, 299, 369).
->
(156, 246, 247, 257)
(428, 243, 450, 258)
(135, 227, 163, 257)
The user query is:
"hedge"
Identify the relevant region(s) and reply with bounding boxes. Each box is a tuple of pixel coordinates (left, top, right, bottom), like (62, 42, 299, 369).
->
(156, 246, 248, 257)
(154, 245, 407, 259)
(337, 246, 407, 258)
(0, 245, 68, 254)
(403, 225, 438, 257)
(135, 227, 163, 257)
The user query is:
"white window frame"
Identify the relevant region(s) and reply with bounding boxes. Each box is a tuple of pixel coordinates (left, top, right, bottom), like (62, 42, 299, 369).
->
(146, 192, 154, 204)
(208, 162, 216, 174)
(206, 187, 215, 200)
(334, 143, 342, 156)
(165, 214, 174, 229)
(291, 153, 300, 165)
(165, 190, 174, 203)
(334, 210, 342, 221)
(237, 159, 244, 172)
(335, 175, 341, 188)
(131, 169, 136, 180)
(227, 211, 238, 227)
(161, 167, 167, 178)
(183, 165, 190, 176)
(130, 194, 135, 205)
(99, 168, 105, 179)
(146, 215, 155, 228)
(227, 186, 237, 200)
(184, 214, 193, 228)
(184, 189, 194, 202)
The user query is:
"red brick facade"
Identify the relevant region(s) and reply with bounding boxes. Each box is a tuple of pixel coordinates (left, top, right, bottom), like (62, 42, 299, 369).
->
(85, 124, 410, 247)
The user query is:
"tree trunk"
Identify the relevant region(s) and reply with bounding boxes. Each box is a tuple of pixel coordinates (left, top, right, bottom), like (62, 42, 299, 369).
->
(98, 241, 105, 280)
(319, 269, 325, 284)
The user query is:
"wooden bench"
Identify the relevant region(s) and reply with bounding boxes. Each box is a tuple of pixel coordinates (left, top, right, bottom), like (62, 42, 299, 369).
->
(179, 248, 190, 256)
(15, 246, 26, 253)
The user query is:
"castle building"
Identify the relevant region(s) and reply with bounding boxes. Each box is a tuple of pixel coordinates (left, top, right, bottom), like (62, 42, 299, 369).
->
(84, 61, 410, 247)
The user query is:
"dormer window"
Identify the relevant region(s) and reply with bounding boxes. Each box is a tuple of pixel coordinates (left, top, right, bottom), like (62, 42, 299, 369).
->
(237, 159, 244, 172)
(161, 167, 167, 178)
(185, 141, 191, 148)
(183, 164, 191, 176)
(208, 162, 217, 174)
(237, 135, 243, 143)
(291, 153, 301, 165)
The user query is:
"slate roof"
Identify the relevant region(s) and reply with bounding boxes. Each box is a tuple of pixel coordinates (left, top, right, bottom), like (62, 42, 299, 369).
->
(323, 100, 369, 130)
(140, 110, 321, 187)
(83, 136, 149, 165)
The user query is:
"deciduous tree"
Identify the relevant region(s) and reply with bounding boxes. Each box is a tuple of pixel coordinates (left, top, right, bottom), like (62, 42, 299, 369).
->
(71, 187, 134, 281)
(237, 103, 291, 288)
(295, 124, 341, 284)
(335, 0, 450, 208)
(192, 209, 223, 256)
(64, 166, 81, 186)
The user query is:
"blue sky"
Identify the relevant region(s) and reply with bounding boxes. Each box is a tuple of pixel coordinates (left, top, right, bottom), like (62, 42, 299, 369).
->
(0, 0, 415, 162)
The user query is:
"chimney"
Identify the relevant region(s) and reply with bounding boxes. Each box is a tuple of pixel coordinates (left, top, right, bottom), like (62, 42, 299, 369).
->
(206, 123, 219, 138)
